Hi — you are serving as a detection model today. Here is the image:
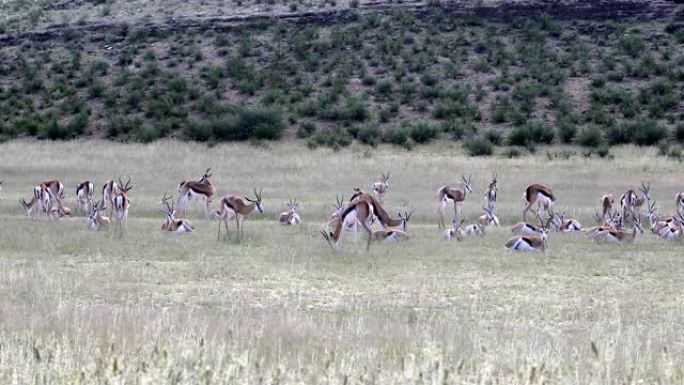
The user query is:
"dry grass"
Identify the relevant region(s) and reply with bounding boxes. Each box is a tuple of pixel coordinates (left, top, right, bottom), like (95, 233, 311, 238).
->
(0, 140, 684, 383)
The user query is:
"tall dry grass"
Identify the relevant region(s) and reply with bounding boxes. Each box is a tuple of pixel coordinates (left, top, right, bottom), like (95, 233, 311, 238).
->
(0, 140, 683, 383)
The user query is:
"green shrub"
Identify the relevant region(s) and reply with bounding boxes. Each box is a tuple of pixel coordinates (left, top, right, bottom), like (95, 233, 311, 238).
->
(620, 33, 645, 57)
(508, 122, 555, 146)
(463, 135, 494, 156)
(297, 122, 317, 138)
(358, 124, 382, 146)
(107, 116, 140, 138)
(408, 121, 438, 143)
(557, 117, 577, 144)
(307, 126, 352, 150)
(576, 126, 604, 148)
(675, 123, 684, 142)
(382, 126, 411, 147)
(441, 120, 477, 140)
(184, 121, 212, 142)
(484, 129, 502, 145)
(626, 119, 667, 145)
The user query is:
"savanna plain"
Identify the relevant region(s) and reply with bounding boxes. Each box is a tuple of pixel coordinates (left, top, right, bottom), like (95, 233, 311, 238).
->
(0, 140, 683, 383)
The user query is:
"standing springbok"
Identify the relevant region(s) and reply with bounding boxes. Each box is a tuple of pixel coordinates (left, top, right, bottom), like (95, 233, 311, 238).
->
(112, 177, 133, 234)
(675, 192, 684, 216)
(102, 179, 120, 215)
(372, 172, 390, 202)
(601, 193, 615, 220)
(436, 174, 473, 229)
(505, 215, 549, 252)
(87, 200, 110, 230)
(484, 173, 497, 212)
(76, 180, 94, 215)
(160, 193, 194, 232)
(20, 184, 50, 219)
(620, 182, 650, 222)
(210, 188, 263, 240)
(278, 199, 301, 225)
(443, 219, 466, 241)
(178, 168, 215, 218)
(522, 184, 555, 221)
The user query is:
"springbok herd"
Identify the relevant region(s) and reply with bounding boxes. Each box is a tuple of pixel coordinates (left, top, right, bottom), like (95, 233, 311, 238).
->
(9, 170, 684, 251)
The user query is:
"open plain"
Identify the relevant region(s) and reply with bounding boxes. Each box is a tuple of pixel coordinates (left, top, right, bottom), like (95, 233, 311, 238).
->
(0, 140, 683, 383)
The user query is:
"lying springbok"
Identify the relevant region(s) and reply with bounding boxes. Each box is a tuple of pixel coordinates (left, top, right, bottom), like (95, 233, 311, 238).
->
(87, 199, 110, 230)
(372, 172, 390, 202)
(178, 168, 215, 218)
(552, 210, 582, 232)
(278, 199, 301, 225)
(591, 213, 643, 244)
(372, 228, 409, 242)
(76, 180, 94, 215)
(464, 222, 486, 236)
(159, 193, 194, 232)
(46, 188, 71, 220)
(443, 219, 466, 241)
(522, 184, 555, 221)
(437, 174, 473, 229)
(585, 212, 622, 238)
(210, 188, 264, 240)
(675, 192, 684, 217)
(505, 215, 549, 252)
(478, 206, 500, 227)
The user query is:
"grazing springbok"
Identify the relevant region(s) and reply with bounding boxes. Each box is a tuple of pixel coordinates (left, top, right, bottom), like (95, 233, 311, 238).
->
(620, 182, 650, 222)
(484, 173, 497, 212)
(178, 168, 215, 218)
(159, 193, 194, 232)
(505, 215, 549, 252)
(87, 199, 110, 230)
(443, 219, 466, 241)
(278, 199, 302, 225)
(601, 193, 615, 220)
(478, 206, 500, 227)
(112, 177, 133, 234)
(102, 179, 120, 215)
(372, 172, 390, 202)
(76, 180, 94, 215)
(20, 184, 50, 219)
(436, 174, 473, 229)
(675, 192, 684, 217)
(210, 188, 264, 240)
(591, 213, 643, 244)
(522, 184, 555, 221)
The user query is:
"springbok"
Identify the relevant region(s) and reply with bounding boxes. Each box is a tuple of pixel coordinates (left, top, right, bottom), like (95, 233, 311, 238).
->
(478, 206, 500, 227)
(553, 210, 582, 232)
(656, 214, 684, 241)
(0, 180, 3, 200)
(484, 173, 497, 212)
(443, 219, 466, 241)
(210, 188, 263, 240)
(278, 199, 301, 225)
(601, 193, 615, 220)
(112, 177, 133, 234)
(46, 188, 71, 219)
(20, 184, 50, 219)
(464, 222, 486, 236)
(620, 182, 650, 222)
(178, 168, 215, 218)
(372, 228, 409, 242)
(585, 212, 622, 238)
(102, 179, 120, 215)
(76, 180, 94, 215)
(505, 215, 549, 252)
(591, 213, 643, 244)
(675, 192, 684, 216)
(436, 174, 473, 229)
(159, 193, 194, 232)
(87, 199, 110, 230)
(522, 184, 555, 221)
(372, 172, 390, 202)
(511, 219, 547, 236)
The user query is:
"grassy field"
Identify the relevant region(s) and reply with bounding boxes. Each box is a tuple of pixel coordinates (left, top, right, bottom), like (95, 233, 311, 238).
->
(1, 140, 683, 383)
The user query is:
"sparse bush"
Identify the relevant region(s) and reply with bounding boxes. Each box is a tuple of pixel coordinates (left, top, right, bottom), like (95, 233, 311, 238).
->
(626, 119, 667, 146)
(297, 122, 317, 138)
(576, 126, 604, 148)
(408, 121, 438, 143)
(382, 126, 411, 148)
(358, 124, 382, 146)
(307, 126, 352, 150)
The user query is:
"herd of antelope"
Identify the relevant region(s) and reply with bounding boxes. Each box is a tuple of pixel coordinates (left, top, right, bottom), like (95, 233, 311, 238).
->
(10, 170, 684, 251)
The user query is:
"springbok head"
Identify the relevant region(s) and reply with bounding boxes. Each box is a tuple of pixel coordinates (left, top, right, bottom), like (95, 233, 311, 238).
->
(461, 174, 473, 193)
(245, 188, 264, 213)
